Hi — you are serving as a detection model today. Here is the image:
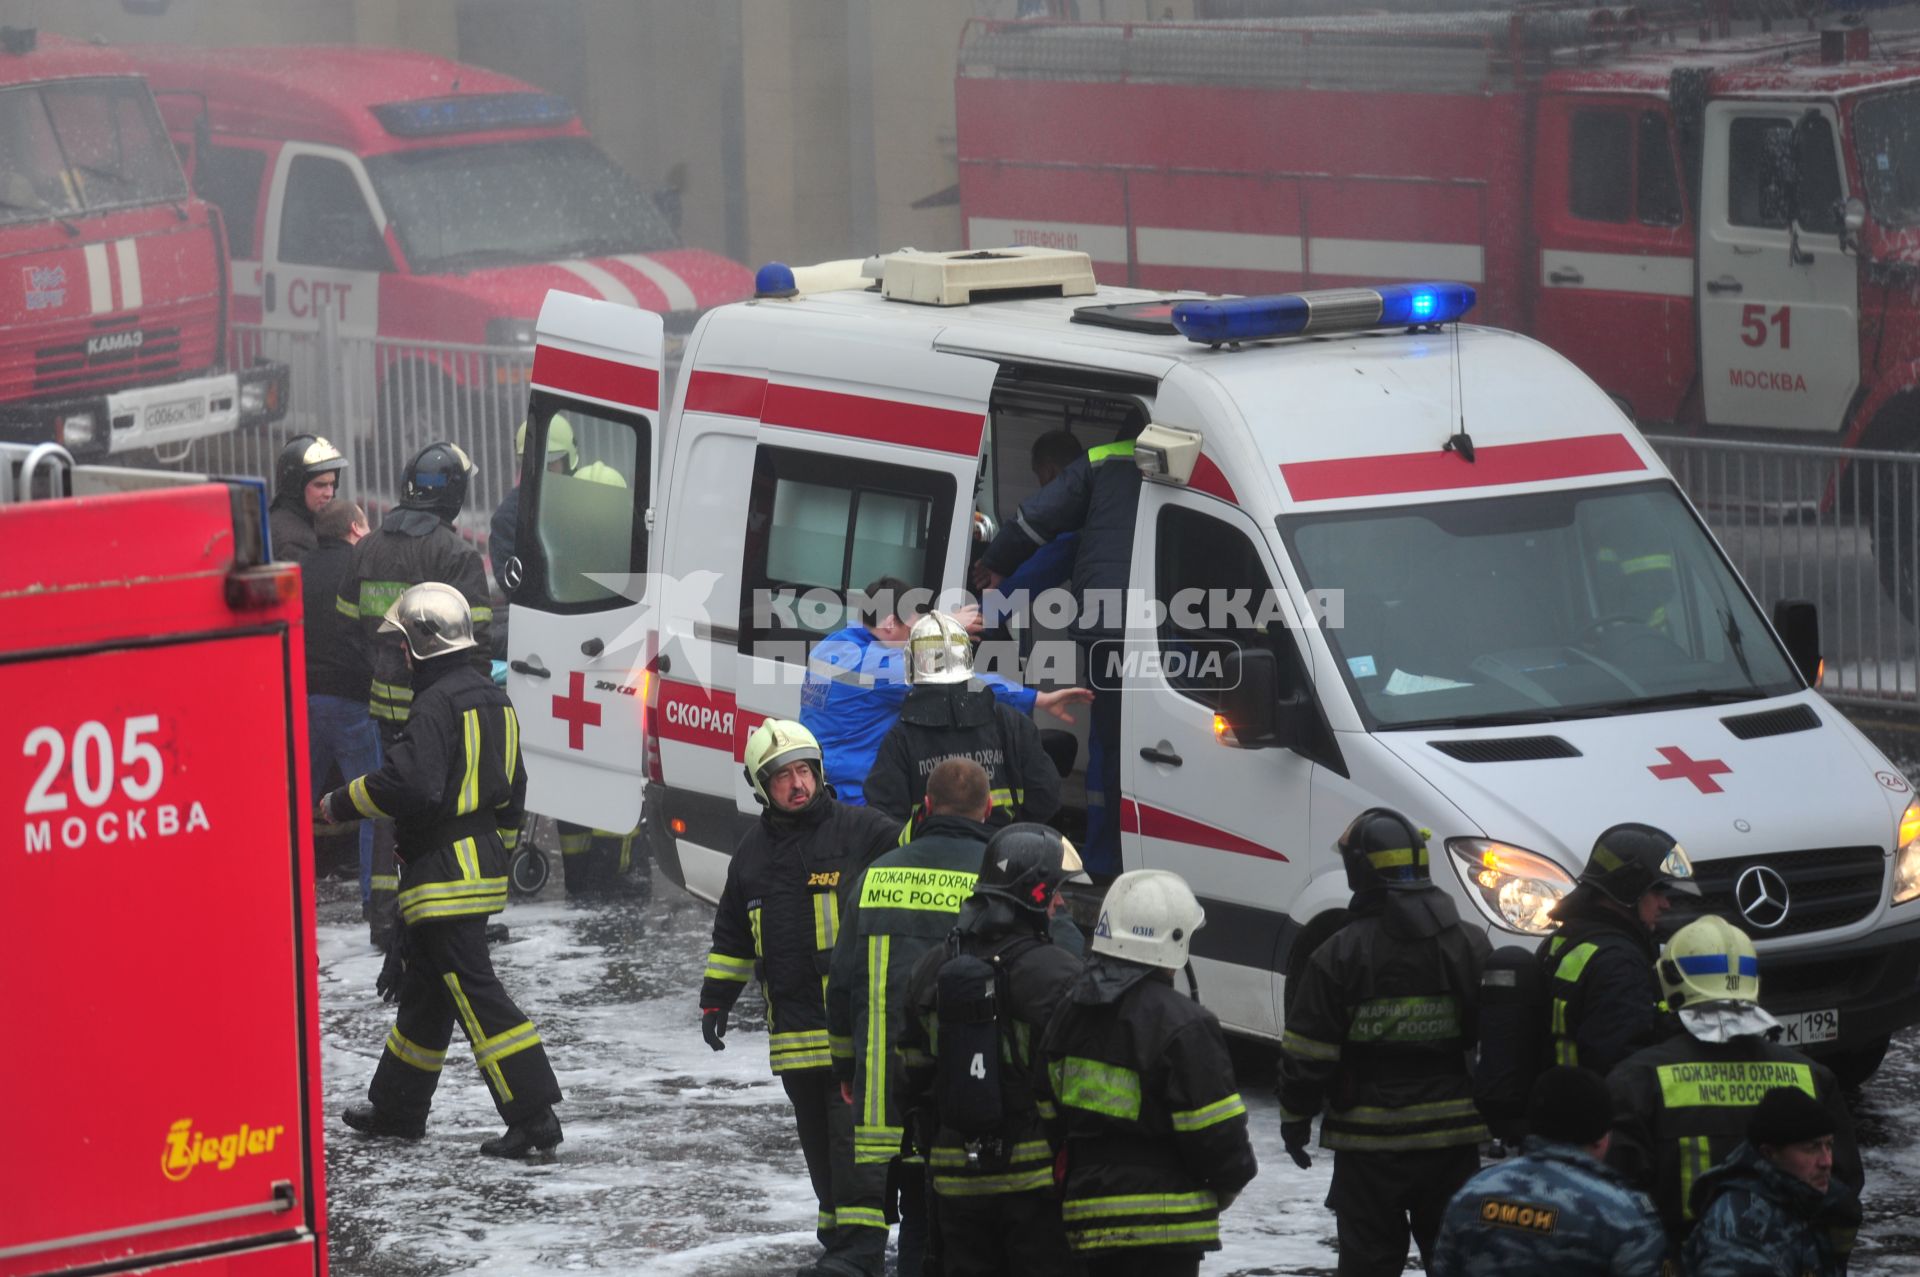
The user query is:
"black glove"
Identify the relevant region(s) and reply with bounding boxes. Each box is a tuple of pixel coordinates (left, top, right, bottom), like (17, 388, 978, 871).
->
(1281, 1119, 1314, 1169)
(376, 945, 405, 1004)
(702, 1006, 728, 1051)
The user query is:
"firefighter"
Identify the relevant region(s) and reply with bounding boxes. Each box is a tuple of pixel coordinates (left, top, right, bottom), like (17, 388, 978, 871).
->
(699, 719, 902, 1277)
(317, 584, 563, 1158)
(1684, 1087, 1863, 1277)
(1541, 822, 1700, 1077)
(827, 757, 998, 1277)
(1605, 915, 1862, 1249)
(269, 433, 347, 564)
(1277, 808, 1488, 1277)
(1039, 868, 1256, 1276)
(863, 609, 1063, 831)
(1429, 1066, 1669, 1277)
(337, 440, 491, 949)
(900, 823, 1088, 1276)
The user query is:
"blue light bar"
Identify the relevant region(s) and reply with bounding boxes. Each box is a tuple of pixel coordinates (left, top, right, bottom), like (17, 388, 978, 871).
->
(1170, 282, 1476, 346)
(373, 93, 577, 138)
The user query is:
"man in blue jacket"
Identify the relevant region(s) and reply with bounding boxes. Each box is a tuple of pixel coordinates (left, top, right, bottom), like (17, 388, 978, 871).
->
(800, 576, 1087, 806)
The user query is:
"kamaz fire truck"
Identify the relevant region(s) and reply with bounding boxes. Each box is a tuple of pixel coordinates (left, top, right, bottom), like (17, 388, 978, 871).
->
(0, 443, 326, 1276)
(0, 29, 287, 462)
(955, 0, 1920, 611)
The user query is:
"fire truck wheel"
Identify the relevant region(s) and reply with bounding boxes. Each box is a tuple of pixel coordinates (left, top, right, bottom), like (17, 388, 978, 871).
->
(510, 844, 551, 898)
(1870, 451, 1920, 623)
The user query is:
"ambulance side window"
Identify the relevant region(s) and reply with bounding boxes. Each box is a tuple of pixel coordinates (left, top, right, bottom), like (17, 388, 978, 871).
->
(741, 446, 955, 656)
(1154, 505, 1304, 709)
(193, 144, 265, 259)
(280, 156, 390, 271)
(519, 394, 650, 612)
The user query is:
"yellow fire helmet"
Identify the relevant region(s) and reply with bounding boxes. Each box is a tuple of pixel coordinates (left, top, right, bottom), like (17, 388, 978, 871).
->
(1658, 915, 1761, 1010)
(741, 718, 822, 805)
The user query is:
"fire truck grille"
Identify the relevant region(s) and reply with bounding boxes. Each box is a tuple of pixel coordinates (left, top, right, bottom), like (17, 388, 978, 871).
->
(34, 323, 184, 396)
(1687, 845, 1885, 938)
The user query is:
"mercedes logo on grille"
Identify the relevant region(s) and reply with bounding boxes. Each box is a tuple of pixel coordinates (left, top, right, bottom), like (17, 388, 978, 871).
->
(1734, 865, 1791, 930)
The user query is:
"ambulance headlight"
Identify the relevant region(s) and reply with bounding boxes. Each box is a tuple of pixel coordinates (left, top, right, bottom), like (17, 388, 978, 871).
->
(1894, 800, 1920, 905)
(486, 317, 538, 348)
(1446, 838, 1574, 935)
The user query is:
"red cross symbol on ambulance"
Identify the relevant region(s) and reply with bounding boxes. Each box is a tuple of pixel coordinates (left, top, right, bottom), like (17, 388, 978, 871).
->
(552, 671, 602, 750)
(1647, 746, 1731, 794)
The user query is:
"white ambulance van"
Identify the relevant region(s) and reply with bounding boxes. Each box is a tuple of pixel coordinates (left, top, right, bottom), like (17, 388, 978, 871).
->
(504, 247, 1920, 1083)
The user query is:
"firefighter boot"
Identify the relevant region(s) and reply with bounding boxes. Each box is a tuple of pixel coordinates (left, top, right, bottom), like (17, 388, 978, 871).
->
(480, 1106, 563, 1159)
(341, 1104, 426, 1141)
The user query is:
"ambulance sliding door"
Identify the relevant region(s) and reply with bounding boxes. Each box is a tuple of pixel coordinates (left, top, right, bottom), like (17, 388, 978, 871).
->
(505, 291, 663, 833)
(1121, 486, 1317, 1039)
(731, 320, 996, 815)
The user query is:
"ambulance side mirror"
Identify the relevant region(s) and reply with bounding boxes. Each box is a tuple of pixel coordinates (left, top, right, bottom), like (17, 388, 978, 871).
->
(1772, 599, 1822, 687)
(1216, 648, 1281, 749)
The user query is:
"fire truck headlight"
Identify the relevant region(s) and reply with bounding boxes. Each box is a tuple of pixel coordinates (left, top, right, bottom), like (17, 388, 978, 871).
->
(58, 412, 98, 449)
(486, 317, 538, 348)
(1894, 800, 1920, 905)
(239, 378, 268, 415)
(1446, 837, 1573, 935)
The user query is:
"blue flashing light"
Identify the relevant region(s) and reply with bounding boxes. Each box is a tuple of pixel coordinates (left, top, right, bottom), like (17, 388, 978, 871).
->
(1171, 281, 1476, 346)
(373, 93, 577, 138)
(755, 261, 799, 299)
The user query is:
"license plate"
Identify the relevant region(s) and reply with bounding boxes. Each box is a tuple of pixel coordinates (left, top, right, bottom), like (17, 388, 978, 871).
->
(1776, 1007, 1839, 1046)
(145, 396, 207, 429)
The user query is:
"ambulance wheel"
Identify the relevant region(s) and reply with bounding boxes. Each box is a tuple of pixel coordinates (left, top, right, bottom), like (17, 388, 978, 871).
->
(1823, 1034, 1889, 1090)
(510, 844, 550, 898)
(1870, 449, 1920, 622)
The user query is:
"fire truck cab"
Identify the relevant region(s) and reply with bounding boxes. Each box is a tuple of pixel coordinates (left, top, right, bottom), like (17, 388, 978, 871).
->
(504, 246, 1920, 1083)
(0, 444, 326, 1275)
(128, 44, 752, 437)
(0, 31, 286, 459)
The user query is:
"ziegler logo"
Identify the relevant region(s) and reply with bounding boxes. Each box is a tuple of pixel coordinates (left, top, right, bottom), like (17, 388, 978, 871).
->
(87, 329, 144, 358)
(161, 1117, 286, 1181)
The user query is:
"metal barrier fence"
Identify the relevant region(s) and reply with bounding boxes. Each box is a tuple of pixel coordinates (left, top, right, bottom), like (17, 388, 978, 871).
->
(1648, 434, 1920, 710)
(182, 318, 534, 558)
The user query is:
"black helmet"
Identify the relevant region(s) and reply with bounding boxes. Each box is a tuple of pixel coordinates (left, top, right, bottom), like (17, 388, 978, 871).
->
(402, 441, 476, 519)
(977, 823, 1088, 918)
(273, 434, 347, 501)
(1576, 823, 1701, 905)
(1337, 807, 1431, 892)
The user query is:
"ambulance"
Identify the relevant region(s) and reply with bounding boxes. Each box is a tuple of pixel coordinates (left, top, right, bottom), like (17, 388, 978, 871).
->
(503, 246, 1920, 1084)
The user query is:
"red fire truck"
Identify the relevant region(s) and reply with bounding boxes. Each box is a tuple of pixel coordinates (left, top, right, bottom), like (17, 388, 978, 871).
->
(0, 29, 287, 461)
(0, 444, 326, 1276)
(955, 1, 1920, 609)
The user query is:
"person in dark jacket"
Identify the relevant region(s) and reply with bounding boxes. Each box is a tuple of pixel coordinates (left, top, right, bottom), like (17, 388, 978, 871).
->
(901, 823, 1089, 1277)
(268, 433, 347, 564)
(700, 719, 902, 1277)
(1430, 1066, 1669, 1277)
(1607, 917, 1861, 1249)
(1541, 822, 1700, 1077)
(974, 426, 1143, 876)
(486, 412, 575, 659)
(1684, 1087, 1862, 1277)
(827, 759, 996, 1277)
(1277, 808, 1489, 1277)
(337, 440, 490, 949)
(303, 499, 379, 915)
(318, 584, 562, 1158)
(1040, 868, 1256, 1276)
(864, 610, 1063, 831)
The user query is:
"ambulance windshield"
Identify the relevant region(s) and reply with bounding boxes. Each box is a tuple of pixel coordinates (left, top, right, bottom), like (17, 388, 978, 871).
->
(1854, 88, 1920, 228)
(366, 138, 678, 275)
(1281, 480, 1801, 730)
(0, 81, 187, 224)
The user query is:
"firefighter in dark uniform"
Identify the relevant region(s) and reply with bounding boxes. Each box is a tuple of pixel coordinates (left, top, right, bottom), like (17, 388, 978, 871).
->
(864, 609, 1063, 831)
(1540, 823, 1699, 1077)
(268, 433, 347, 564)
(1039, 868, 1256, 1277)
(337, 441, 491, 949)
(1606, 916, 1863, 1250)
(827, 757, 997, 1277)
(700, 719, 902, 1277)
(1277, 808, 1488, 1277)
(901, 823, 1088, 1277)
(318, 583, 563, 1158)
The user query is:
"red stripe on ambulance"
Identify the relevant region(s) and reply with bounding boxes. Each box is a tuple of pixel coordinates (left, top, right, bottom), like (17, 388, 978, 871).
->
(681, 372, 984, 456)
(1280, 433, 1644, 502)
(654, 681, 767, 762)
(686, 371, 769, 418)
(1119, 798, 1288, 862)
(531, 344, 660, 411)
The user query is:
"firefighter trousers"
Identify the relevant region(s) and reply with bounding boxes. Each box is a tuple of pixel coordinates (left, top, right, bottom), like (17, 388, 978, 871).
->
(935, 1187, 1075, 1277)
(783, 1070, 887, 1276)
(369, 915, 562, 1127)
(1327, 1145, 1479, 1277)
(557, 819, 649, 897)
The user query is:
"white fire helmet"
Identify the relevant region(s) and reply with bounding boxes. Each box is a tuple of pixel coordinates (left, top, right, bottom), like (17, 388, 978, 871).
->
(908, 610, 973, 685)
(1092, 869, 1207, 971)
(379, 582, 478, 661)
